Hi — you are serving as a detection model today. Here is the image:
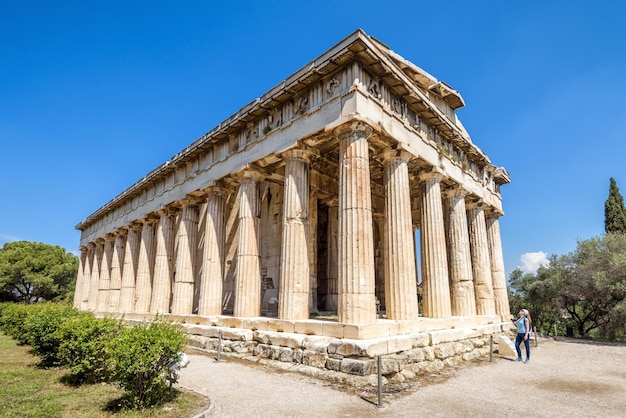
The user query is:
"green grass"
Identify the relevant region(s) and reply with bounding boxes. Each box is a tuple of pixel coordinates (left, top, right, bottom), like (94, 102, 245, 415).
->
(0, 332, 209, 418)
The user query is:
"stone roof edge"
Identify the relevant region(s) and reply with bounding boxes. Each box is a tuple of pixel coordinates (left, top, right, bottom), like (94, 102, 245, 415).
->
(75, 29, 482, 230)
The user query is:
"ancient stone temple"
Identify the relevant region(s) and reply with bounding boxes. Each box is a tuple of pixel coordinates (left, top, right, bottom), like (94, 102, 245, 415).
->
(74, 30, 512, 382)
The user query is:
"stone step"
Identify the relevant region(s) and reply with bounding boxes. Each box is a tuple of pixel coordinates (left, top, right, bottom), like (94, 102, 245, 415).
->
(497, 335, 517, 357)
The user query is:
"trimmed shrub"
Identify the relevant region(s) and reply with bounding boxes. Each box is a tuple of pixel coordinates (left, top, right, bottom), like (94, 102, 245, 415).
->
(0, 303, 46, 344)
(108, 318, 188, 408)
(23, 303, 80, 367)
(55, 312, 121, 384)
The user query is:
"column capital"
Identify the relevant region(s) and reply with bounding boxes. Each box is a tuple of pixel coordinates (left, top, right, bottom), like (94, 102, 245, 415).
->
(333, 120, 375, 141)
(103, 233, 117, 242)
(466, 199, 484, 210)
(140, 214, 160, 225)
(380, 146, 412, 164)
(178, 197, 202, 207)
(485, 206, 505, 218)
(238, 166, 266, 182)
(157, 205, 179, 217)
(282, 148, 311, 162)
(442, 185, 468, 199)
(419, 168, 445, 182)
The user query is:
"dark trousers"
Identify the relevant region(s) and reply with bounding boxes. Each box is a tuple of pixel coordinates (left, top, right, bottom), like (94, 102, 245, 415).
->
(515, 333, 530, 359)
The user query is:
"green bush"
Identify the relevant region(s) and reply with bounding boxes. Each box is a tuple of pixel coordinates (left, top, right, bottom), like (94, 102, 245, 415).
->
(0, 303, 45, 344)
(108, 318, 188, 408)
(23, 303, 80, 367)
(56, 312, 121, 384)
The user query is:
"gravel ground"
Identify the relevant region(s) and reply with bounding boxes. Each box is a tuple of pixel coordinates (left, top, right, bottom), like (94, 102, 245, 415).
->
(178, 337, 626, 417)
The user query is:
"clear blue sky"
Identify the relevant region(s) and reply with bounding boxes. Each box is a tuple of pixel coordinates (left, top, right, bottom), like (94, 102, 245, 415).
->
(2, 1, 625, 277)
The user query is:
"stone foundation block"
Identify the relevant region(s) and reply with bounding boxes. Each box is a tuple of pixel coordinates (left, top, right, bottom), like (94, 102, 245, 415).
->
(326, 357, 342, 372)
(321, 321, 344, 338)
(222, 328, 253, 341)
(302, 350, 328, 368)
(429, 328, 467, 345)
(423, 346, 435, 361)
(340, 358, 373, 376)
(253, 331, 271, 344)
(302, 336, 334, 352)
(269, 332, 306, 349)
(242, 318, 269, 331)
(379, 358, 400, 374)
(410, 333, 430, 348)
(266, 319, 295, 333)
(254, 343, 271, 358)
(220, 317, 243, 328)
(434, 343, 455, 359)
(295, 321, 323, 336)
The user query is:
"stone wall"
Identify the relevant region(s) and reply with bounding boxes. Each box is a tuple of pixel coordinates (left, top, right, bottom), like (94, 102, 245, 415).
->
(182, 323, 506, 386)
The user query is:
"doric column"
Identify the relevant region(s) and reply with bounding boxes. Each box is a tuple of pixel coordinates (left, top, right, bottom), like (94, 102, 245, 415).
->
(134, 217, 158, 313)
(309, 191, 319, 314)
(107, 231, 126, 312)
(80, 244, 94, 309)
(485, 209, 511, 319)
(118, 224, 141, 313)
(87, 241, 103, 311)
(443, 187, 476, 317)
(198, 187, 226, 316)
(96, 236, 115, 312)
(336, 122, 377, 324)
(278, 149, 310, 320)
(467, 201, 496, 316)
(381, 147, 419, 320)
(234, 170, 264, 317)
(325, 199, 339, 311)
(73, 247, 87, 308)
(419, 170, 452, 318)
(171, 200, 200, 315)
(150, 208, 177, 314)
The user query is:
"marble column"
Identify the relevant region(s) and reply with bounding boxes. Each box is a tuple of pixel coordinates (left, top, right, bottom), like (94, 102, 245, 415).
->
(134, 217, 158, 313)
(279, 149, 310, 320)
(150, 209, 177, 314)
(309, 191, 318, 314)
(467, 201, 496, 316)
(325, 199, 339, 311)
(80, 244, 94, 309)
(443, 187, 477, 317)
(73, 247, 87, 309)
(119, 225, 141, 312)
(172, 200, 200, 315)
(419, 170, 452, 318)
(234, 171, 263, 317)
(336, 122, 376, 324)
(381, 147, 419, 320)
(485, 210, 511, 319)
(96, 236, 114, 312)
(87, 241, 103, 311)
(198, 187, 226, 316)
(107, 231, 126, 312)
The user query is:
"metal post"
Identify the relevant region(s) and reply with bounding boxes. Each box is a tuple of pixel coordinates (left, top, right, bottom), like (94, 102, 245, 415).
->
(216, 329, 222, 363)
(534, 326, 538, 347)
(489, 335, 493, 363)
(377, 355, 383, 408)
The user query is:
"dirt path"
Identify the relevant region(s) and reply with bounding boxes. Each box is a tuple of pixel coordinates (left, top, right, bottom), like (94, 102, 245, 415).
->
(179, 338, 626, 417)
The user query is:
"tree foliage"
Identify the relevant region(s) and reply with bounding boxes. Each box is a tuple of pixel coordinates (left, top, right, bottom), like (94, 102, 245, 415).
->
(604, 178, 626, 233)
(0, 241, 78, 303)
(509, 234, 626, 340)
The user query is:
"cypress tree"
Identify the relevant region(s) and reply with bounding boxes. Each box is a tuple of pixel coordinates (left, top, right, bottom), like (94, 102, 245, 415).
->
(604, 178, 626, 233)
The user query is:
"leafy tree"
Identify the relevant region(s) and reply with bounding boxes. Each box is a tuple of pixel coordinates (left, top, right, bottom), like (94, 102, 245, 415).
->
(509, 234, 626, 340)
(0, 241, 78, 303)
(604, 177, 626, 233)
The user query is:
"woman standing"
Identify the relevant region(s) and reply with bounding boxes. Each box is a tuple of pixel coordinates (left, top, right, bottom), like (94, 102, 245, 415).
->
(512, 309, 531, 363)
